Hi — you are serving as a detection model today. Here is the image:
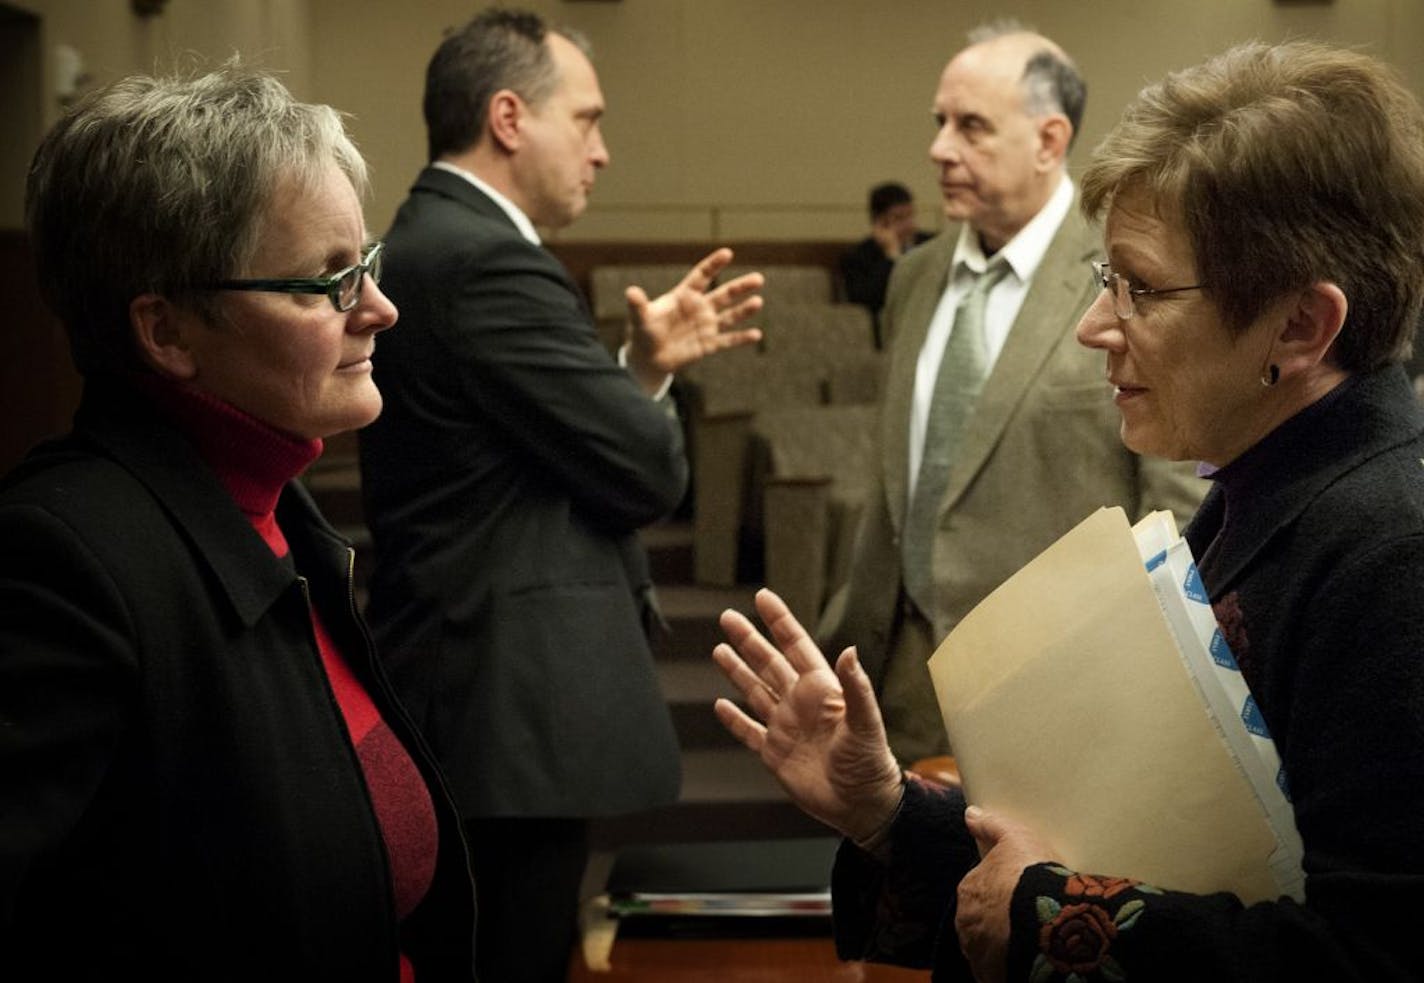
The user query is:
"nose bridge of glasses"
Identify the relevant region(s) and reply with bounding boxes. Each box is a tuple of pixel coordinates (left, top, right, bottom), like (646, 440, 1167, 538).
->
(365, 242, 383, 283)
(1091, 262, 1134, 319)
(336, 245, 384, 311)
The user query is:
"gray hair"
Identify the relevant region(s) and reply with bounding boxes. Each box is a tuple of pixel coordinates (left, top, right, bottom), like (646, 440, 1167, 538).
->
(965, 17, 1032, 47)
(423, 6, 591, 161)
(25, 61, 367, 379)
(966, 19, 1087, 149)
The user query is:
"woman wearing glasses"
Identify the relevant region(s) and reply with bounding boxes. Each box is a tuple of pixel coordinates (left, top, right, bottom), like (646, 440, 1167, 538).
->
(713, 40, 1424, 983)
(1, 67, 474, 979)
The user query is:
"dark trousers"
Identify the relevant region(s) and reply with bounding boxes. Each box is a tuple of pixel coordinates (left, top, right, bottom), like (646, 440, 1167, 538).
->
(464, 815, 590, 983)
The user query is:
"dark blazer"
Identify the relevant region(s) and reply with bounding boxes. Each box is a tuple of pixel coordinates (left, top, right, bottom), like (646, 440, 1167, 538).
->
(0, 382, 476, 981)
(359, 167, 682, 818)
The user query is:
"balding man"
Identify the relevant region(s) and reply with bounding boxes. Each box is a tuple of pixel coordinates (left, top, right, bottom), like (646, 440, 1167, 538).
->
(820, 23, 1206, 764)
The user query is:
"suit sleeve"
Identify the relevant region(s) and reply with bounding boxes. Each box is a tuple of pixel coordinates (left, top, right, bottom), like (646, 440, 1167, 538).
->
(831, 775, 980, 977)
(434, 239, 687, 531)
(0, 504, 136, 930)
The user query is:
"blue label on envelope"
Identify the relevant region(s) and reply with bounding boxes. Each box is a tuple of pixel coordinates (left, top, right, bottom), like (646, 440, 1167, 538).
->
(1241, 695, 1270, 738)
(1145, 549, 1167, 573)
(1182, 563, 1209, 604)
(1209, 630, 1238, 671)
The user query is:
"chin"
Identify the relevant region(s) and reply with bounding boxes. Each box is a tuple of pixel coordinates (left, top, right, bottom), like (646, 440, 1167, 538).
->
(941, 200, 971, 222)
(315, 398, 383, 440)
(1119, 422, 1160, 458)
(1122, 426, 1192, 463)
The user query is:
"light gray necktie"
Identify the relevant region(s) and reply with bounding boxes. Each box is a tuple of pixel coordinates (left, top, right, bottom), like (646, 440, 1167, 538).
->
(902, 259, 1011, 616)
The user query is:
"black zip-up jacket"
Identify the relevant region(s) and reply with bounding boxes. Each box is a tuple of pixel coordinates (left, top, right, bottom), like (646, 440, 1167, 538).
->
(0, 381, 477, 981)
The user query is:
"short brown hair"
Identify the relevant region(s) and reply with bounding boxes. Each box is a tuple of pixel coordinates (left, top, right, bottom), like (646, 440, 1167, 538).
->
(1081, 40, 1424, 371)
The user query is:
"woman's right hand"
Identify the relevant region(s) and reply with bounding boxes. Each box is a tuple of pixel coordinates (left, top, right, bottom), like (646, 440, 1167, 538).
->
(712, 588, 904, 843)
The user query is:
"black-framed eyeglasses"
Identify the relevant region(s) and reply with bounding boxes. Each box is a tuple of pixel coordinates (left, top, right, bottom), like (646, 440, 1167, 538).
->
(1091, 260, 1204, 320)
(207, 241, 384, 313)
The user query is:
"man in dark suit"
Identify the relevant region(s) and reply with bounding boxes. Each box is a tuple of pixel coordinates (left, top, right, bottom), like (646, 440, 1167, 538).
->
(357, 9, 762, 982)
(820, 25, 1206, 766)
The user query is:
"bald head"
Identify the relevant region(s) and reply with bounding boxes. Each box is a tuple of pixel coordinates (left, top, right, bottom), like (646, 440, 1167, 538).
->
(958, 31, 1085, 147)
(928, 30, 1085, 250)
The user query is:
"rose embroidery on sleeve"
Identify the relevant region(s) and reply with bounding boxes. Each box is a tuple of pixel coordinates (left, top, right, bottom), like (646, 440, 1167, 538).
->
(1062, 873, 1139, 901)
(1029, 865, 1160, 983)
(1036, 901, 1119, 978)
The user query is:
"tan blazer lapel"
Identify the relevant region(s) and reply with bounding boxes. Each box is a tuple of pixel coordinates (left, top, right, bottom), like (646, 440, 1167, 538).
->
(882, 232, 958, 535)
(938, 206, 1100, 513)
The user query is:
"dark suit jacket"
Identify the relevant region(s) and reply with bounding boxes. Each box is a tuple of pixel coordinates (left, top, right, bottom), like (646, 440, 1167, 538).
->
(0, 382, 476, 981)
(822, 201, 1207, 684)
(359, 167, 682, 818)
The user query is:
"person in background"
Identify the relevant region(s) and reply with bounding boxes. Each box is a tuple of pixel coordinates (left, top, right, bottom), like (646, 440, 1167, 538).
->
(357, 8, 762, 982)
(714, 38, 1424, 983)
(819, 21, 1204, 769)
(840, 180, 933, 345)
(0, 65, 476, 980)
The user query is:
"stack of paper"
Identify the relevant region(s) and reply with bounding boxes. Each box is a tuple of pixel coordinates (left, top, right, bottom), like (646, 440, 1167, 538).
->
(927, 507, 1304, 903)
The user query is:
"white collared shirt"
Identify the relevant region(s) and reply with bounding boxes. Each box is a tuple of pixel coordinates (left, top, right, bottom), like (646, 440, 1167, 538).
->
(431, 161, 542, 246)
(907, 174, 1075, 496)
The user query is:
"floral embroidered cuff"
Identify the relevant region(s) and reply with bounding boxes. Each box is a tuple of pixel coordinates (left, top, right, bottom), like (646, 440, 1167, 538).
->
(1010, 863, 1163, 983)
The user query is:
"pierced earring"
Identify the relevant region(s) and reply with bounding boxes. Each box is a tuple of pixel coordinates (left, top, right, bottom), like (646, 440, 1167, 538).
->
(1260, 364, 1280, 387)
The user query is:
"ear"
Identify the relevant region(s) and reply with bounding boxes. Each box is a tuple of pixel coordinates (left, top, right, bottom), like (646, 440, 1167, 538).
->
(1273, 281, 1348, 377)
(487, 89, 525, 154)
(129, 293, 200, 381)
(1036, 114, 1072, 171)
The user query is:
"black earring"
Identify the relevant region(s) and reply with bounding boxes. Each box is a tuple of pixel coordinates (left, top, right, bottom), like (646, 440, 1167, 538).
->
(1261, 364, 1280, 387)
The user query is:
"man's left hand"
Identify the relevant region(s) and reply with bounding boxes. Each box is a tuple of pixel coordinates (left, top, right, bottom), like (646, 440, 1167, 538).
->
(625, 247, 763, 393)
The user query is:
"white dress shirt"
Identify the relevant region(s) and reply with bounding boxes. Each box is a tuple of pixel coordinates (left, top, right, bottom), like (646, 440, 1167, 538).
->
(431, 160, 542, 245)
(907, 174, 1076, 497)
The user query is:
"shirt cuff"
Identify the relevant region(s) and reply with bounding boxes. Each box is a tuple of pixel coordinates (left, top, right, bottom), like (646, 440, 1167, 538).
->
(618, 343, 674, 401)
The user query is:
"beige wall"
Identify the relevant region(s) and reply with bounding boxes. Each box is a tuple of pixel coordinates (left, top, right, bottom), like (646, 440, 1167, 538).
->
(3, 0, 313, 228)
(12, 0, 312, 114)
(311, 0, 1424, 241)
(8, 0, 1424, 241)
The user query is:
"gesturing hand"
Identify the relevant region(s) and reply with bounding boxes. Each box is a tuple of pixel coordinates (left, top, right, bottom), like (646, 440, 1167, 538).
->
(711, 588, 903, 843)
(624, 247, 763, 392)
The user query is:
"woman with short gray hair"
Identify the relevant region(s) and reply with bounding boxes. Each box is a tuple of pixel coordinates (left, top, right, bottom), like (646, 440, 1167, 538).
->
(2, 64, 475, 980)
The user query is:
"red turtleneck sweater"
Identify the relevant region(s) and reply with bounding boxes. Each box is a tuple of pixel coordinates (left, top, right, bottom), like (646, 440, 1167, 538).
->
(143, 379, 437, 983)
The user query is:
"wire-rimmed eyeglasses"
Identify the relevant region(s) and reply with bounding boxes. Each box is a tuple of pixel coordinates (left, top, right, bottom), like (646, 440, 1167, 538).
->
(1091, 260, 1204, 320)
(207, 241, 384, 313)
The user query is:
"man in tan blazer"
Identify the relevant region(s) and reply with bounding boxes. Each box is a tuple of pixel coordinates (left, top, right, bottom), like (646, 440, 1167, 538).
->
(820, 25, 1206, 764)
